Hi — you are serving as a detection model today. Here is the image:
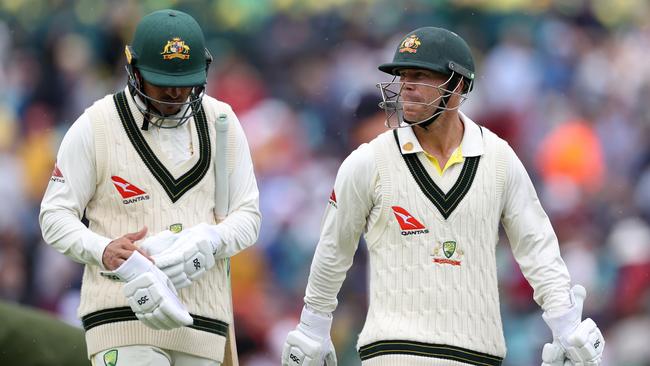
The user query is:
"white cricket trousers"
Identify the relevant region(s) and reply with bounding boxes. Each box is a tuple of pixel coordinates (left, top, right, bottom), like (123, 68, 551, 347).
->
(91, 345, 221, 366)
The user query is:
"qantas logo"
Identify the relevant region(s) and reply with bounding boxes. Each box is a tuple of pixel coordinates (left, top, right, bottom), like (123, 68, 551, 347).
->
(50, 163, 65, 183)
(391, 206, 429, 236)
(328, 189, 337, 208)
(111, 176, 150, 204)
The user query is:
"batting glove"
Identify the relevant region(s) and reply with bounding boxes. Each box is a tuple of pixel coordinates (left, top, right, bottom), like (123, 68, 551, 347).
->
(139, 229, 177, 257)
(103, 251, 193, 330)
(541, 340, 573, 366)
(543, 285, 605, 366)
(282, 306, 337, 366)
(151, 223, 219, 289)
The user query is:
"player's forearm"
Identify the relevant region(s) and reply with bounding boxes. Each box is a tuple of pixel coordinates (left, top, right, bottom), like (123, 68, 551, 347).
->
(502, 147, 571, 311)
(304, 259, 351, 314)
(303, 144, 374, 314)
(211, 200, 261, 258)
(211, 161, 261, 258)
(304, 229, 361, 314)
(209, 113, 261, 258)
(505, 217, 572, 311)
(39, 206, 111, 268)
(38, 111, 108, 266)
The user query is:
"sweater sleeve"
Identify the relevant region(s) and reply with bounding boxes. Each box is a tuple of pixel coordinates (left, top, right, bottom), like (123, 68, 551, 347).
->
(304, 143, 376, 314)
(210, 106, 261, 258)
(39, 112, 112, 269)
(500, 143, 571, 312)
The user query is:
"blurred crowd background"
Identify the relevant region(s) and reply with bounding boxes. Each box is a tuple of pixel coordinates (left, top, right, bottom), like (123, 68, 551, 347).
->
(1, 0, 650, 365)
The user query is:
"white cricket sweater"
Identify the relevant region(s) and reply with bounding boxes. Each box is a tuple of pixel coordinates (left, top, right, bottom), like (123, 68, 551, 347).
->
(304, 113, 571, 365)
(40, 88, 260, 361)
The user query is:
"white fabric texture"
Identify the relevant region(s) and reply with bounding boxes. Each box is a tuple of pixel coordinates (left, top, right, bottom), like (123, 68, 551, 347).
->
(118, 251, 193, 330)
(302, 113, 572, 363)
(543, 286, 604, 365)
(282, 306, 337, 366)
(152, 226, 219, 289)
(542, 341, 573, 366)
(39, 88, 260, 362)
(39, 87, 260, 269)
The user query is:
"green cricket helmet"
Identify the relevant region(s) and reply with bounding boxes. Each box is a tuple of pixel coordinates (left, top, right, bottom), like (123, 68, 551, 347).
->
(377, 27, 476, 128)
(125, 9, 213, 129)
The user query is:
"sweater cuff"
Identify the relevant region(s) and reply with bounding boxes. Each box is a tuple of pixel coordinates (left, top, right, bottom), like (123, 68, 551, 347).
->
(83, 230, 113, 270)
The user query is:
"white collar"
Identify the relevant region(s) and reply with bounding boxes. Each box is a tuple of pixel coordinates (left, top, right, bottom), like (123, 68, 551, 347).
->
(395, 110, 484, 157)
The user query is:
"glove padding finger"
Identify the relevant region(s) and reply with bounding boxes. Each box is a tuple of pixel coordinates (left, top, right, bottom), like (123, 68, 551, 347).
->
(186, 240, 216, 279)
(281, 306, 337, 366)
(542, 341, 573, 366)
(125, 278, 171, 330)
(124, 275, 163, 313)
(153, 232, 217, 289)
(282, 330, 324, 366)
(169, 271, 193, 289)
(120, 253, 192, 330)
(139, 230, 177, 256)
(542, 341, 564, 366)
(281, 343, 305, 366)
(154, 301, 188, 330)
(139, 308, 171, 330)
(324, 339, 337, 366)
(565, 318, 604, 365)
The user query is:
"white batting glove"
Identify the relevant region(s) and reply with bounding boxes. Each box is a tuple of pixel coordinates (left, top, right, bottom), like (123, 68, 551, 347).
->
(139, 230, 177, 256)
(543, 285, 605, 366)
(282, 306, 337, 366)
(541, 340, 573, 366)
(565, 319, 604, 365)
(151, 223, 219, 289)
(104, 251, 193, 330)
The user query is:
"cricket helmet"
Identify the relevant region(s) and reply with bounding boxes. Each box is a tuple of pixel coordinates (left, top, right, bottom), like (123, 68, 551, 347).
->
(125, 9, 213, 129)
(377, 27, 476, 128)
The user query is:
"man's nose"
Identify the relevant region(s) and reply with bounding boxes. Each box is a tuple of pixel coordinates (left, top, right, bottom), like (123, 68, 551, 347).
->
(401, 80, 415, 91)
(164, 87, 182, 99)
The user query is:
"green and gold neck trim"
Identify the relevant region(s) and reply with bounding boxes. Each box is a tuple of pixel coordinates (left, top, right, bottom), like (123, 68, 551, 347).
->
(394, 129, 480, 220)
(113, 91, 211, 203)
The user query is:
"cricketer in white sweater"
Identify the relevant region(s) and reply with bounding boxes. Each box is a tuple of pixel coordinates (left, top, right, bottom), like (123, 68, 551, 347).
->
(39, 87, 260, 362)
(302, 112, 572, 365)
(283, 25, 603, 366)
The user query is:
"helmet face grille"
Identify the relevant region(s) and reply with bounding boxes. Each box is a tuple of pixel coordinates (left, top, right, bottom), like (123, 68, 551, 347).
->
(123, 10, 213, 128)
(376, 74, 472, 129)
(126, 64, 206, 129)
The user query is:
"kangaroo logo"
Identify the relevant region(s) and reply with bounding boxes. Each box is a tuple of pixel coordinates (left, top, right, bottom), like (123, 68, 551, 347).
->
(391, 206, 428, 236)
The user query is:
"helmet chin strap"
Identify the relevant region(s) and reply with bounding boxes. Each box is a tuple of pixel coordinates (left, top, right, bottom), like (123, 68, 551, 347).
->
(133, 92, 191, 131)
(126, 66, 203, 131)
(140, 106, 151, 131)
(126, 73, 151, 131)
